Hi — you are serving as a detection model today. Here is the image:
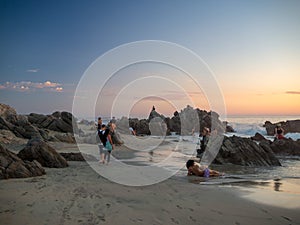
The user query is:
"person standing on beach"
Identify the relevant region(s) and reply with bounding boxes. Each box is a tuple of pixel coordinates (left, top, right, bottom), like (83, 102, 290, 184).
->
(97, 117, 102, 131)
(99, 124, 114, 164)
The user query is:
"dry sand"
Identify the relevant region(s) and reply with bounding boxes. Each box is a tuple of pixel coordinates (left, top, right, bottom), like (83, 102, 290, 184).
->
(1, 141, 300, 225)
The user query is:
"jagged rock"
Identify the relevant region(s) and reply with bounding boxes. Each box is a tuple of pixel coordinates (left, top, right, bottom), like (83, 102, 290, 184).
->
(251, 132, 267, 142)
(223, 121, 235, 133)
(60, 152, 97, 161)
(0, 130, 18, 144)
(149, 117, 168, 136)
(270, 138, 300, 156)
(0, 103, 18, 124)
(27, 111, 78, 134)
(226, 125, 235, 132)
(53, 133, 75, 143)
(0, 144, 45, 179)
(214, 136, 281, 166)
(148, 106, 165, 121)
(18, 138, 68, 168)
(265, 120, 300, 135)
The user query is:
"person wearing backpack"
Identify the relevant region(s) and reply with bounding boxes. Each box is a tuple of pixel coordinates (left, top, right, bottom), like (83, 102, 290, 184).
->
(99, 124, 114, 164)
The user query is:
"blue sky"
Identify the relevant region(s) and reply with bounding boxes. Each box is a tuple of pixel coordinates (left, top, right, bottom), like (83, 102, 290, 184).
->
(1, 0, 300, 117)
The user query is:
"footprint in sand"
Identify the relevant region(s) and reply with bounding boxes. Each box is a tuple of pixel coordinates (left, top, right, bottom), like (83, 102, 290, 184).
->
(176, 204, 183, 209)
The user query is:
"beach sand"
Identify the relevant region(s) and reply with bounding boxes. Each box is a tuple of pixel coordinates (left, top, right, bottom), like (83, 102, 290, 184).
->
(1, 142, 300, 225)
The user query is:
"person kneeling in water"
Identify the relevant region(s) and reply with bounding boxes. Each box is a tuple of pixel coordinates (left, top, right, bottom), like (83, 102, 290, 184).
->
(186, 159, 221, 177)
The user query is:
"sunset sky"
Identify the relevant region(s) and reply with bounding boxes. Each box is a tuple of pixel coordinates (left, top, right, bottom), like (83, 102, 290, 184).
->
(1, 0, 299, 118)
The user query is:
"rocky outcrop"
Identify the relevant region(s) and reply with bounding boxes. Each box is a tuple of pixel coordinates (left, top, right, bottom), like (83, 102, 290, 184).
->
(0, 103, 78, 143)
(223, 121, 235, 133)
(122, 105, 226, 136)
(269, 138, 300, 156)
(0, 144, 45, 179)
(0, 104, 43, 139)
(265, 120, 300, 135)
(251, 132, 267, 142)
(117, 117, 150, 136)
(28, 111, 78, 134)
(214, 136, 281, 166)
(18, 138, 68, 168)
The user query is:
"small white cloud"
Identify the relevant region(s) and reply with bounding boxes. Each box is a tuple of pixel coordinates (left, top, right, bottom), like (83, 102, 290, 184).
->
(55, 87, 63, 92)
(26, 69, 39, 73)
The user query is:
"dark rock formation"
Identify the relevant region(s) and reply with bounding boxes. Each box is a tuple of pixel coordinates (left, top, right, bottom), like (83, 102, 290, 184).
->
(265, 120, 300, 135)
(18, 138, 68, 168)
(214, 136, 281, 166)
(124, 105, 226, 136)
(0, 104, 43, 139)
(0, 103, 78, 143)
(28, 111, 78, 134)
(0, 144, 45, 179)
(116, 117, 150, 136)
(60, 152, 97, 161)
(223, 121, 235, 133)
(269, 138, 300, 156)
(251, 132, 267, 142)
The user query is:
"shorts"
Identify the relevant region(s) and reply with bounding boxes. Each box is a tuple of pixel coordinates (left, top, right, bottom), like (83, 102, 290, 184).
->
(98, 144, 107, 154)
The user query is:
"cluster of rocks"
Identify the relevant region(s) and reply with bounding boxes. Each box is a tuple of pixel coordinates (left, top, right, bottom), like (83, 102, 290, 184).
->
(264, 120, 300, 135)
(0, 144, 45, 179)
(0, 135, 100, 179)
(117, 105, 233, 136)
(0, 137, 68, 179)
(0, 103, 78, 143)
(211, 132, 300, 166)
(213, 135, 281, 166)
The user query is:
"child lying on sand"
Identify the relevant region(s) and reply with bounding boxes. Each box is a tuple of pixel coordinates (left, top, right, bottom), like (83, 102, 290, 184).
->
(186, 159, 221, 177)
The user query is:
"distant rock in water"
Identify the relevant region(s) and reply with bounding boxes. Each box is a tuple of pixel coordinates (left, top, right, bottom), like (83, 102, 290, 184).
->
(214, 136, 281, 166)
(18, 138, 68, 168)
(264, 119, 300, 135)
(223, 121, 235, 133)
(0, 144, 45, 179)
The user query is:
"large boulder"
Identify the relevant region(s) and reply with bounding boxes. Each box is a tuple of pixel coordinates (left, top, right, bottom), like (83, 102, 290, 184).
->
(265, 120, 300, 135)
(214, 136, 281, 166)
(18, 138, 68, 168)
(0, 144, 45, 179)
(270, 138, 300, 156)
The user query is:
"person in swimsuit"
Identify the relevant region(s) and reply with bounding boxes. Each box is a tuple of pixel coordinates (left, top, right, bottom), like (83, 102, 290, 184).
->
(186, 159, 221, 177)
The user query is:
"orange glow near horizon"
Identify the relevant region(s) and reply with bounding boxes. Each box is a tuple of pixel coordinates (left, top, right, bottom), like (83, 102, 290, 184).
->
(224, 91, 300, 116)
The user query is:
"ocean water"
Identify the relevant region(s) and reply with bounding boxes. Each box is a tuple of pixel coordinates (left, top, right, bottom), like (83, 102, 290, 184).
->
(225, 115, 300, 140)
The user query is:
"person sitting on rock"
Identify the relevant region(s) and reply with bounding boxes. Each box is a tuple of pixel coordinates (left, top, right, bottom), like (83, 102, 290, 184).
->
(186, 159, 221, 177)
(274, 124, 285, 140)
(197, 127, 210, 156)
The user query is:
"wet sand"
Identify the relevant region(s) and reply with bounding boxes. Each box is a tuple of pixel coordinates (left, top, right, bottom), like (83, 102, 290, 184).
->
(1, 141, 300, 225)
